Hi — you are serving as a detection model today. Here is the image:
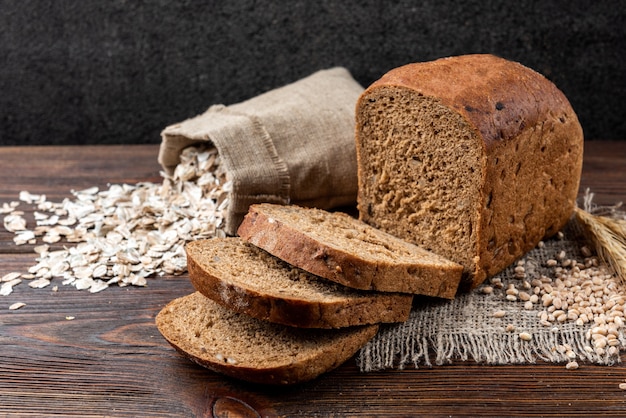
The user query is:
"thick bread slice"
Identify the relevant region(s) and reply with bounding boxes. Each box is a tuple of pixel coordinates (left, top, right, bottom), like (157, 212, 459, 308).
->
(237, 203, 463, 298)
(186, 238, 413, 328)
(156, 292, 379, 385)
(355, 54, 584, 290)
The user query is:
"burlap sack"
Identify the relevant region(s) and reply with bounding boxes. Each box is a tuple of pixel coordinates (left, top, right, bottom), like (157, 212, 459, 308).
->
(158, 67, 363, 235)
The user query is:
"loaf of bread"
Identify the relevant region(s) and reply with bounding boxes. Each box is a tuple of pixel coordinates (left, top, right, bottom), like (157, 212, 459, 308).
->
(186, 237, 413, 328)
(355, 54, 584, 289)
(237, 203, 463, 298)
(155, 292, 379, 385)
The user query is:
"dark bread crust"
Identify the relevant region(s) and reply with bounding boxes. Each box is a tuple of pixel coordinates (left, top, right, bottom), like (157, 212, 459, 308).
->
(155, 292, 379, 385)
(237, 204, 463, 298)
(367, 54, 579, 151)
(185, 238, 413, 328)
(356, 54, 584, 288)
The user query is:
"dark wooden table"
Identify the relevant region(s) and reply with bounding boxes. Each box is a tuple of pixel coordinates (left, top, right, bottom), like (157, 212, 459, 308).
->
(1, 141, 625, 417)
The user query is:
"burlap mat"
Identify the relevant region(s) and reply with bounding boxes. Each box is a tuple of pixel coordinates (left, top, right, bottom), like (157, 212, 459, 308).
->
(158, 67, 363, 235)
(357, 202, 626, 371)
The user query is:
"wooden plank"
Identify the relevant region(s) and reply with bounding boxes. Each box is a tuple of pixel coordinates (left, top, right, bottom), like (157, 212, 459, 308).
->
(0, 145, 162, 204)
(579, 141, 626, 205)
(1, 143, 626, 416)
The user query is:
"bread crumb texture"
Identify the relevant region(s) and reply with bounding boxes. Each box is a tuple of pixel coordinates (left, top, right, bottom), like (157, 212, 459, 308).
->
(238, 203, 463, 297)
(155, 292, 378, 384)
(189, 238, 354, 300)
(185, 237, 413, 328)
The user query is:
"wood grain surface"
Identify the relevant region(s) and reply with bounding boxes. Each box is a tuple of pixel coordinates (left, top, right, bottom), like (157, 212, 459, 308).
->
(1, 142, 625, 417)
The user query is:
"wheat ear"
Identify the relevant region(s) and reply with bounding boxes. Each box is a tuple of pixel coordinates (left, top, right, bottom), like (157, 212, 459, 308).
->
(574, 206, 626, 285)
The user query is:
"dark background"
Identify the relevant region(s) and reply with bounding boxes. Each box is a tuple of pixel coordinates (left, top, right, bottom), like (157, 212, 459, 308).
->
(1, 0, 624, 146)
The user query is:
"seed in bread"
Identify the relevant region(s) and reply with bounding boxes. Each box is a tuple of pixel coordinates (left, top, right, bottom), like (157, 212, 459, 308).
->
(185, 237, 413, 328)
(237, 203, 463, 298)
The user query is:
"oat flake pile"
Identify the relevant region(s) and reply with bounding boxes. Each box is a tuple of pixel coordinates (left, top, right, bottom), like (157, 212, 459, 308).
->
(2, 145, 228, 295)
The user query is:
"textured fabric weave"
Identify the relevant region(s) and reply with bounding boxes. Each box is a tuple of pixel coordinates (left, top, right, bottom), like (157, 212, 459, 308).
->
(158, 67, 363, 235)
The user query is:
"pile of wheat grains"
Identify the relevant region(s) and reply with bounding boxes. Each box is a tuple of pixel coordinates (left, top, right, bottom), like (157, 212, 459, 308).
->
(481, 233, 625, 370)
(1, 145, 229, 298)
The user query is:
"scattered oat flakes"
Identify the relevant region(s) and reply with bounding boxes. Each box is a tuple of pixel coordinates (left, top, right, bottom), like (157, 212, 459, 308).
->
(19, 191, 44, 204)
(1, 145, 230, 295)
(9, 302, 26, 310)
(13, 230, 36, 245)
(3, 214, 27, 232)
(0, 201, 20, 214)
(1, 279, 22, 296)
(29, 278, 51, 289)
(88, 280, 108, 294)
(2, 272, 21, 282)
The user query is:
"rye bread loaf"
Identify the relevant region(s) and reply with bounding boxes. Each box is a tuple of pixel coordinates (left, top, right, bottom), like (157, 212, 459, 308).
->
(155, 292, 378, 385)
(185, 237, 413, 328)
(355, 54, 584, 290)
(237, 203, 463, 298)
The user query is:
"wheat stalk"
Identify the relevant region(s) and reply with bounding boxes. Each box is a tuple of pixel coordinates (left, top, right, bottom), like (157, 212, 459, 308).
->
(574, 206, 626, 285)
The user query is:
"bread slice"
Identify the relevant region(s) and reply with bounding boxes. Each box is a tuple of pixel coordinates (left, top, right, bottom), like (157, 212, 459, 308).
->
(237, 203, 463, 298)
(185, 237, 413, 328)
(156, 292, 378, 385)
(355, 54, 584, 290)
